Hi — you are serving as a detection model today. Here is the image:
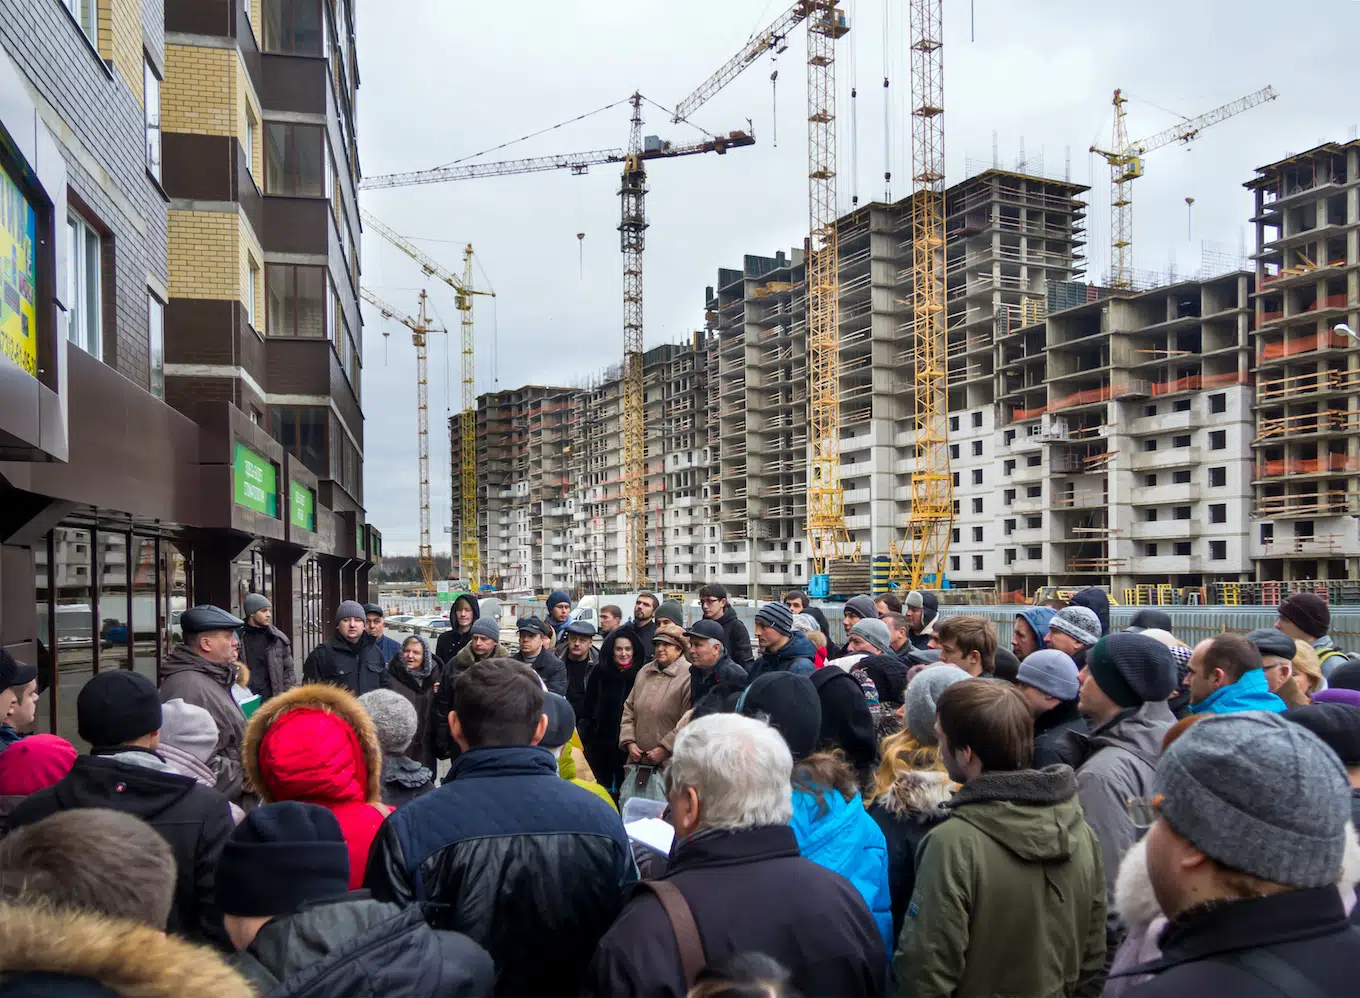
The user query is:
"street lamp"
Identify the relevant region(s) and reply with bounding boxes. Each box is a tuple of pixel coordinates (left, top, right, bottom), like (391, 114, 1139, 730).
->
(1335, 323, 1357, 342)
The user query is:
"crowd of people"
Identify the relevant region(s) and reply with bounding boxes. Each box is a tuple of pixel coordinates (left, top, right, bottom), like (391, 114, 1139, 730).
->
(0, 585, 1358, 997)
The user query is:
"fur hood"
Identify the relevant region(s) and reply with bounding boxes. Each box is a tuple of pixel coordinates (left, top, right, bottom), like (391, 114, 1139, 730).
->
(0, 904, 253, 998)
(1115, 820, 1360, 931)
(874, 768, 954, 820)
(244, 682, 383, 804)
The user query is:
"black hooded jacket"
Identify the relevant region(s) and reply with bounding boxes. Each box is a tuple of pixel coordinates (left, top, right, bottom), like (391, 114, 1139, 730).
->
(713, 606, 755, 667)
(233, 893, 493, 998)
(809, 668, 877, 783)
(302, 631, 386, 695)
(435, 594, 481, 664)
(8, 749, 233, 950)
(1032, 698, 1088, 769)
(380, 637, 440, 769)
(580, 625, 642, 791)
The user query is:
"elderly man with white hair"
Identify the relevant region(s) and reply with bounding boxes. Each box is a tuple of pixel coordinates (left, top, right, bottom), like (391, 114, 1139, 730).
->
(585, 713, 887, 998)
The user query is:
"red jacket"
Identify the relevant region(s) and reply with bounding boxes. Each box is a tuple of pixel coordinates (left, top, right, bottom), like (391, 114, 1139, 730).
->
(244, 684, 391, 888)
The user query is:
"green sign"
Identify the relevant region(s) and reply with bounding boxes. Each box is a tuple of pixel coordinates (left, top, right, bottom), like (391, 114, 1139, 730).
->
(356, 523, 364, 558)
(233, 442, 277, 516)
(289, 481, 315, 531)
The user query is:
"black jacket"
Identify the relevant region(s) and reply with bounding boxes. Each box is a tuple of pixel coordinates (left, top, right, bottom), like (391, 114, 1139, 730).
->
(713, 606, 755, 667)
(689, 653, 748, 704)
(1118, 886, 1360, 997)
(631, 617, 657, 665)
(514, 646, 568, 695)
(8, 749, 233, 950)
(365, 745, 635, 997)
(233, 893, 493, 998)
(560, 645, 599, 719)
(240, 623, 296, 701)
(379, 754, 435, 809)
(585, 824, 886, 998)
(580, 625, 642, 793)
(810, 666, 877, 780)
(435, 594, 481, 664)
(867, 770, 953, 941)
(380, 643, 440, 769)
(1033, 698, 1088, 769)
(302, 632, 385, 695)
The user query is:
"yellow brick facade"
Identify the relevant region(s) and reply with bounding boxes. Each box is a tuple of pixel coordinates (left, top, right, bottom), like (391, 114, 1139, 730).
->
(236, 58, 264, 184)
(163, 45, 234, 136)
(97, 0, 147, 108)
(168, 210, 265, 331)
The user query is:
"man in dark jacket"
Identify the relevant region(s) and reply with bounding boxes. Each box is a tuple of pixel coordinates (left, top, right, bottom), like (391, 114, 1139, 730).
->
(432, 617, 508, 761)
(364, 603, 403, 662)
(159, 604, 248, 799)
(748, 603, 816, 682)
(302, 600, 386, 695)
(436, 592, 481, 664)
(586, 712, 886, 998)
(513, 616, 568, 695)
(366, 659, 634, 997)
(631, 592, 659, 663)
(558, 619, 600, 719)
(684, 619, 749, 704)
(1115, 712, 1360, 997)
(904, 590, 939, 651)
(240, 593, 295, 702)
(221, 801, 493, 997)
(697, 583, 754, 667)
(546, 589, 573, 643)
(1015, 649, 1087, 767)
(10, 670, 234, 950)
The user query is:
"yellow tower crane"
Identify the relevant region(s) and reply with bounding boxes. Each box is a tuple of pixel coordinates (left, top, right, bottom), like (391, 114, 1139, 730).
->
(361, 116, 755, 590)
(360, 209, 493, 588)
(1092, 85, 1277, 288)
(359, 288, 443, 593)
(672, 0, 852, 583)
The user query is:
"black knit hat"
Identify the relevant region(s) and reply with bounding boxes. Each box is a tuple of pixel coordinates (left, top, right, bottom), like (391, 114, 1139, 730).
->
(77, 670, 162, 748)
(859, 654, 909, 705)
(1086, 633, 1177, 709)
(216, 802, 350, 917)
(810, 668, 876, 775)
(738, 672, 821, 761)
(1284, 703, 1360, 767)
(1279, 593, 1330, 639)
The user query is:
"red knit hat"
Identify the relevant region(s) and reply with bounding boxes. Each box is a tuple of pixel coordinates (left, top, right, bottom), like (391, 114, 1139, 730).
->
(0, 734, 77, 795)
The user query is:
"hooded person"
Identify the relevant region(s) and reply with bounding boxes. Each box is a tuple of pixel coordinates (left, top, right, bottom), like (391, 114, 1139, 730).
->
(1283, 701, 1360, 831)
(436, 592, 482, 664)
(433, 616, 510, 761)
(1011, 605, 1056, 659)
(1126, 608, 1173, 634)
(359, 688, 435, 808)
(239, 593, 295, 702)
(159, 604, 248, 800)
(859, 652, 909, 740)
(580, 623, 644, 797)
(1015, 649, 1087, 768)
(301, 600, 386, 696)
(809, 654, 879, 788)
(243, 683, 393, 889)
(220, 801, 494, 998)
(159, 699, 245, 824)
(379, 633, 440, 769)
(0, 734, 76, 833)
(791, 612, 829, 669)
(1070, 588, 1111, 640)
(697, 583, 756, 668)
(904, 591, 939, 651)
(748, 603, 817, 682)
(1071, 632, 1178, 908)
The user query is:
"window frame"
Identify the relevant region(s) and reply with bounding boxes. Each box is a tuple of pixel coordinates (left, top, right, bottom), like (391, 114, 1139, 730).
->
(59, 0, 97, 47)
(66, 210, 103, 361)
(266, 263, 328, 338)
(144, 57, 161, 182)
(147, 291, 165, 399)
(263, 121, 327, 197)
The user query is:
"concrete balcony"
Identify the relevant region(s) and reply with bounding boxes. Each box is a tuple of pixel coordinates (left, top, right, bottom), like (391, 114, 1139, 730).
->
(1007, 462, 1046, 484)
(1129, 446, 1201, 472)
(1130, 482, 1202, 506)
(1129, 520, 1197, 541)
(1010, 493, 1045, 514)
(1127, 409, 1202, 436)
(843, 487, 872, 504)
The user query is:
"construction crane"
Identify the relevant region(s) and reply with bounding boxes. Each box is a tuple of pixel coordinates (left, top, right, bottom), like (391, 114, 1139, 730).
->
(361, 111, 755, 589)
(671, 1, 851, 583)
(1092, 85, 1278, 288)
(360, 209, 493, 589)
(887, 0, 952, 591)
(360, 288, 443, 593)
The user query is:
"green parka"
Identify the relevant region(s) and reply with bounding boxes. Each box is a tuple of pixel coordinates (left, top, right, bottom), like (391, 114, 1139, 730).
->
(893, 764, 1107, 998)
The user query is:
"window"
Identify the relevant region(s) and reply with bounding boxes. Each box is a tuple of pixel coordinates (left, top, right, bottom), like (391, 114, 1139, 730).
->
(1026, 454, 1040, 467)
(951, 528, 960, 544)
(972, 440, 983, 457)
(1173, 541, 1192, 556)
(270, 406, 327, 477)
(972, 469, 983, 485)
(147, 292, 164, 399)
(1210, 393, 1227, 414)
(246, 260, 259, 330)
(1026, 515, 1042, 529)
(66, 211, 102, 360)
(1174, 506, 1191, 520)
(952, 500, 960, 515)
(971, 497, 983, 514)
(60, 0, 96, 45)
(949, 443, 959, 460)
(1144, 404, 1157, 417)
(1142, 439, 1157, 452)
(972, 412, 983, 428)
(1209, 466, 1226, 487)
(1209, 503, 1227, 524)
(1145, 543, 1158, 557)
(264, 122, 325, 196)
(1144, 473, 1157, 487)
(1025, 546, 1042, 560)
(1173, 434, 1191, 448)
(972, 526, 983, 542)
(266, 264, 327, 337)
(1173, 398, 1192, 412)
(972, 555, 983, 571)
(1173, 469, 1191, 484)
(949, 415, 959, 432)
(263, 0, 325, 54)
(1026, 485, 1041, 498)
(1003, 488, 1015, 506)
(1143, 508, 1158, 522)
(1004, 429, 1015, 445)
(244, 107, 258, 181)
(1296, 520, 1315, 539)
(1209, 540, 1227, 560)
(950, 556, 960, 572)
(1003, 459, 1016, 476)
(952, 471, 960, 487)
(1004, 519, 1016, 535)
(330, 414, 361, 500)
(1005, 549, 1016, 565)
(1260, 523, 1274, 544)
(1210, 430, 1226, 450)
(144, 60, 161, 181)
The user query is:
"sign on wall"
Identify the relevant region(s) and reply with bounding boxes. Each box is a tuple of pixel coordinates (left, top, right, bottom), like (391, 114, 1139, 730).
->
(289, 481, 315, 531)
(233, 442, 277, 516)
(0, 167, 37, 377)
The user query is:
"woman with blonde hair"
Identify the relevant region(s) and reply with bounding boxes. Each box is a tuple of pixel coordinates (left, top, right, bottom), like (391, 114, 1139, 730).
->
(1291, 639, 1327, 699)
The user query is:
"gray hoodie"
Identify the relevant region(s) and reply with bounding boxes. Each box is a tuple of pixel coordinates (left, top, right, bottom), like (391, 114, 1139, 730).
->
(159, 698, 245, 824)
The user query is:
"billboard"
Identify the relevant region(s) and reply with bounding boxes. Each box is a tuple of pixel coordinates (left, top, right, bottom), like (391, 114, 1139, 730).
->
(0, 167, 37, 377)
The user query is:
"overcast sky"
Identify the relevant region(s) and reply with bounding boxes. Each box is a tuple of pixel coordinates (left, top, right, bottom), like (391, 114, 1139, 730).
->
(356, 0, 1353, 554)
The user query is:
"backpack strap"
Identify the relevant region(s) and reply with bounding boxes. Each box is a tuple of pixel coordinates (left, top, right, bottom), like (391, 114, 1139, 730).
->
(637, 879, 706, 985)
(1210, 949, 1328, 998)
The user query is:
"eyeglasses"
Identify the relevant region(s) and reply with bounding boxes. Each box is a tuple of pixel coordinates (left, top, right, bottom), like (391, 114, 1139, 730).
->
(1126, 794, 1163, 830)
(699, 598, 721, 606)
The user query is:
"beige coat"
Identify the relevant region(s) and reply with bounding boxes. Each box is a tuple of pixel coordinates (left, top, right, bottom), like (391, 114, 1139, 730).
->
(619, 655, 692, 754)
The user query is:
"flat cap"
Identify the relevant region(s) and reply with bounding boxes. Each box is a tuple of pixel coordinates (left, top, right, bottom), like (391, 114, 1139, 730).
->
(180, 604, 244, 634)
(1245, 627, 1297, 661)
(564, 620, 597, 637)
(516, 616, 552, 637)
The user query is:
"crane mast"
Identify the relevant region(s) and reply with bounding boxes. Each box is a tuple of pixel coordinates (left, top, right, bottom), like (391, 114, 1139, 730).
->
(459, 245, 479, 591)
(620, 94, 649, 590)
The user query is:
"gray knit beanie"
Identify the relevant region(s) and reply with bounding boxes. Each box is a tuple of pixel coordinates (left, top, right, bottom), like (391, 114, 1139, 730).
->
(469, 617, 501, 642)
(905, 665, 971, 745)
(850, 618, 893, 654)
(1157, 712, 1350, 888)
(1049, 606, 1102, 648)
(843, 595, 880, 621)
(755, 602, 794, 636)
(335, 600, 365, 625)
(358, 689, 417, 754)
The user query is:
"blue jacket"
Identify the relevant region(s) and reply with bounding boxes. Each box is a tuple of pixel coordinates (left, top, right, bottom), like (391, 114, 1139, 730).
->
(374, 633, 402, 663)
(1189, 667, 1287, 716)
(365, 745, 634, 996)
(748, 632, 817, 682)
(790, 786, 893, 953)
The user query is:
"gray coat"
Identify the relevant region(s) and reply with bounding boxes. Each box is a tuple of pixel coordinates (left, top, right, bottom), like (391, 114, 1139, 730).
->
(241, 623, 296, 700)
(159, 646, 246, 801)
(1072, 700, 1175, 900)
